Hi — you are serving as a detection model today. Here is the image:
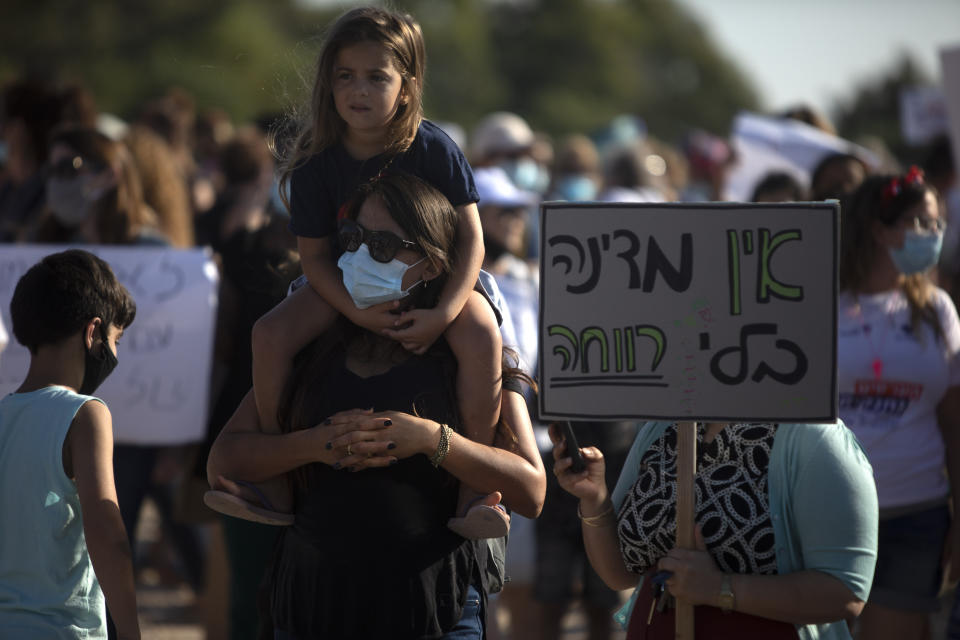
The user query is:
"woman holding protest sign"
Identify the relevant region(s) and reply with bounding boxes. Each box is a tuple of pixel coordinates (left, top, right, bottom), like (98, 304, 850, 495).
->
(207, 172, 546, 639)
(837, 169, 960, 639)
(550, 418, 878, 639)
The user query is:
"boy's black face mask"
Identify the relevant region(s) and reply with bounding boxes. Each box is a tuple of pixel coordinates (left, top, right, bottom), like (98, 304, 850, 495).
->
(80, 326, 118, 395)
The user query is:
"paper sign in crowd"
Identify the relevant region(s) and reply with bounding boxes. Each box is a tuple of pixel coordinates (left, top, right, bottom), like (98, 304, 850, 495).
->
(0, 245, 218, 445)
(538, 202, 838, 423)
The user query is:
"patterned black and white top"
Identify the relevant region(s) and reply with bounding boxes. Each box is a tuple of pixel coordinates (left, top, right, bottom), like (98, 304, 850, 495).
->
(617, 422, 779, 576)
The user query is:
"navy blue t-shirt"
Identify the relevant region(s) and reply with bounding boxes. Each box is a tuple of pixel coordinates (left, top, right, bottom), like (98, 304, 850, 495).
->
(288, 120, 479, 239)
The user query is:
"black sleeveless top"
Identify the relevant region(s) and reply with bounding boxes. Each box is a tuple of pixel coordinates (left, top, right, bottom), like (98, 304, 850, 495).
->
(269, 345, 484, 639)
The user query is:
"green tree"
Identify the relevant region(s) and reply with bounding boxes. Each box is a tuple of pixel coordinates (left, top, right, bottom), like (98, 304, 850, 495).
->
(833, 53, 933, 165)
(0, 0, 305, 122)
(1, 0, 759, 143)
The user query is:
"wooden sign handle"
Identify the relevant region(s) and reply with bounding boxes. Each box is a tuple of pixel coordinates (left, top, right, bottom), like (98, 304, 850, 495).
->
(675, 421, 697, 640)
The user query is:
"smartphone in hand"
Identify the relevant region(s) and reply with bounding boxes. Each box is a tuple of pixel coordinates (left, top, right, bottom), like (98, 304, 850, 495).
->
(558, 421, 586, 473)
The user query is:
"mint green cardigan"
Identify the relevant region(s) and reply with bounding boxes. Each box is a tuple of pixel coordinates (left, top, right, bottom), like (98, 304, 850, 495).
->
(610, 421, 878, 640)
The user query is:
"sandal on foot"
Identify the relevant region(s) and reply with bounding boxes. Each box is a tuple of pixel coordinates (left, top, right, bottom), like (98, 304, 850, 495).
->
(203, 481, 294, 526)
(447, 503, 510, 539)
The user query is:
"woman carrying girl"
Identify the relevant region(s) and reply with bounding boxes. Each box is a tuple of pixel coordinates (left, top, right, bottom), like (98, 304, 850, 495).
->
(207, 172, 546, 638)
(246, 5, 508, 536)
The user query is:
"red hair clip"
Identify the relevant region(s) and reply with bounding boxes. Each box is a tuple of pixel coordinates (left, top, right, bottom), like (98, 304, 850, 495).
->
(882, 166, 924, 203)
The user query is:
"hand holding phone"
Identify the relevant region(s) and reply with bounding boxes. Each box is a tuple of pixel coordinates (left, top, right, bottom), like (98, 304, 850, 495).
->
(558, 421, 586, 473)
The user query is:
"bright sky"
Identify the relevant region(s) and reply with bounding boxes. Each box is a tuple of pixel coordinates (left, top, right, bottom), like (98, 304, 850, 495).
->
(674, 0, 960, 117)
(298, 0, 960, 120)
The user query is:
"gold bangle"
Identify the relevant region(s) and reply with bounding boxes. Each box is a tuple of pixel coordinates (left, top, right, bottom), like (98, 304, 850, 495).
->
(429, 424, 451, 467)
(577, 503, 615, 527)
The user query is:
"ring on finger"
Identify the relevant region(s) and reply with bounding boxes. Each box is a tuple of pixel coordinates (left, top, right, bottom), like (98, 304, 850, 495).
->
(347, 443, 353, 456)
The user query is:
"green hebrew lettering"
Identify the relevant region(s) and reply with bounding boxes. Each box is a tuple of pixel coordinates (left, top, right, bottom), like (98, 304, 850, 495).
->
(727, 229, 741, 316)
(625, 325, 636, 371)
(580, 327, 609, 374)
(614, 328, 623, 372)
(548, 325, 579, 371)
(635, 325, 666, 371)
(757, 229, 804, 303)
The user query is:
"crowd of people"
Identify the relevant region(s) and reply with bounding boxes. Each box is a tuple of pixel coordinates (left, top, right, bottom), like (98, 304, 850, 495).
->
(1, 4, 960, 640)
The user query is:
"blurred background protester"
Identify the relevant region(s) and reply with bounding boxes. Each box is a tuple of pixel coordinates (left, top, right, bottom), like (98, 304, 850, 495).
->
(474, 165, 544, 639)
(471, 111, 550, 196)
(137, 87, 216, 217)
(0, 76, 97, 241)
(34, 126, 166, 245)
(470, 110, 553, 263)
(548, 134, 601, 202)
(837, 171, 960, 640)
(193, 124, 299, 640)
(750, 171, 808, 203)
(598, 141, 669, 203)
(125, 124, 195, 248)
(809, 151, 870, 202)
(680, 129, 733, 202)
(193, 107, 235, 207)
(535, 420, 638, 640)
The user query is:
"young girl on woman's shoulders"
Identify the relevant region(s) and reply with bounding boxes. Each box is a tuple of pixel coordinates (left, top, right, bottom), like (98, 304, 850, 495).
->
(246, 6, 506, 537)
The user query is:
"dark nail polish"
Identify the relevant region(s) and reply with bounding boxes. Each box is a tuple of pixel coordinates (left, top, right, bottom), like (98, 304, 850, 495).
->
(323, 418, 331, 425)
(333, 462, 341, 470)
(389, 459, 398, 466)
(384, 419, 392, 427)
(325, 442, 332, 450)
(388, 442, 396, 450)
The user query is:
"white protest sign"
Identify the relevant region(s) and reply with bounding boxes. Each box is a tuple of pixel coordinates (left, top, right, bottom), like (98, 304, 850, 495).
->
(942, 46, 960, 171)
(0, 245, 219, 445)
(726, 111, 878, 202)
(900, 86, 949, 145)
(539, 202, 838, 422)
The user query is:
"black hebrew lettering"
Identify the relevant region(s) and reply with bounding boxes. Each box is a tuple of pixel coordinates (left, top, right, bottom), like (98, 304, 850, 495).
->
(709, 323, 808, 386)
(113, 262, 148, 298)
(149, 376, 187, 411)
(549, 231, 691, 293)
(126, 324, 174, 353)
(643, 234, 693, 293)
(548, 234, 602, 294)
(613, 229, 641, 289)
(155, 259, 186, 303)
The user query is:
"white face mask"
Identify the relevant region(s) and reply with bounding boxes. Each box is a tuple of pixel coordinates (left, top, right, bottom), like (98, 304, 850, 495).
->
(47, 176, 92, 226)
(46, 174, 111, 227)
(337, 243, 425, 309)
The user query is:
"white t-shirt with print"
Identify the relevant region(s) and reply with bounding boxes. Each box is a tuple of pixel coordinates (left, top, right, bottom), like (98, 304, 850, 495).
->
(838, 287, 960, 510)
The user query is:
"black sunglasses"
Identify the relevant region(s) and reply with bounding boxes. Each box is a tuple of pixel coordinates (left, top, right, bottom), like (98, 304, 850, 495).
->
(338, 218, 422, 263)
(48, 156, 106, 180)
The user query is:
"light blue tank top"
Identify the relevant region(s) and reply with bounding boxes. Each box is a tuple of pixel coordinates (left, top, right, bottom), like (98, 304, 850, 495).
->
(0, 386, 107, 639)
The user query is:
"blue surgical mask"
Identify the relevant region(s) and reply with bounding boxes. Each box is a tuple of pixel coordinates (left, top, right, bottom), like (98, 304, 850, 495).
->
(337, 243, 424, 309)
(502, 158, 548, 194)
(888, 230, 943, 275)
(553, 175, 597, 202)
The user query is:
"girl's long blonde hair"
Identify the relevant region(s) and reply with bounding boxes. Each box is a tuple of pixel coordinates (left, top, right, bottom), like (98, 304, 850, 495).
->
(278, 6, 426, 209)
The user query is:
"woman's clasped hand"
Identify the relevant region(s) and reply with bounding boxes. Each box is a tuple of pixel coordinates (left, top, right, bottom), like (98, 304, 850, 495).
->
(320, 408, 442, 469)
